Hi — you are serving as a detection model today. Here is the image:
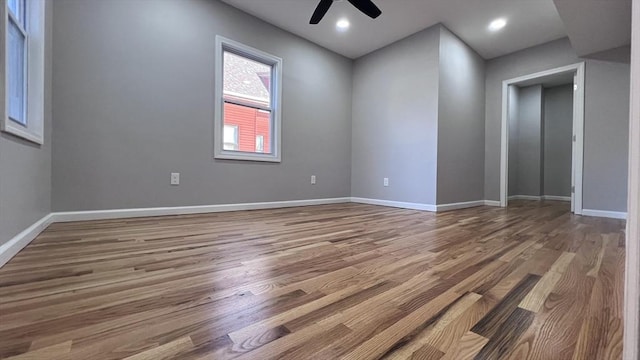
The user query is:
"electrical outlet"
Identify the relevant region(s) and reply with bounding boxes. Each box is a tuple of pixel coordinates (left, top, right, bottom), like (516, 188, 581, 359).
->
(171, 172, 180, 185)
(311, 175, 317, 185)
(383, 177, 389, 187)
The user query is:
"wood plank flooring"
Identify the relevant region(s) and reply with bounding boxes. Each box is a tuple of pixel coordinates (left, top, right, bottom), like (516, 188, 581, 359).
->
(0, 201, 625, 359)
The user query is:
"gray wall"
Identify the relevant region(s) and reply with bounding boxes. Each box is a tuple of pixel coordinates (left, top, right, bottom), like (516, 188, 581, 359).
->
(508, 86, 520, 197)
(583, 60, 630, 211)
(51, 0, 353, 211)
(484, 38, 630, 212)
(436, 27, 486, 204)
(45, 4, 634, 214)
(543, 84, 573, 197)
(351, 26, 440, 204)
(514, 85, 544, 197)
(0, 1, 52, 247)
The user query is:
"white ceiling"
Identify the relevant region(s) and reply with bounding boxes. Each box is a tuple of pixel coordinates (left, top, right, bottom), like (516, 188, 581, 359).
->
(220, 0, 568, 59)
(553, 0, 632, 57)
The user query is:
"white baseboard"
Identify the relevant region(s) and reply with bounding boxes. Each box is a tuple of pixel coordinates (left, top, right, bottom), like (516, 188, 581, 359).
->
(508, 195, 542, 201)
(350, 197, 437, 212)
(542, 195, 571, 202)
(436, 200, 486, 212)
(0, 198, 351, 267)
(1, 197, 627, 269)
(508, 195, 571, 202)
(52, 197, 352, 223)
(0, 214, 54, 268)
(484, 200, 502, 207)
(582, 209, 628, 220)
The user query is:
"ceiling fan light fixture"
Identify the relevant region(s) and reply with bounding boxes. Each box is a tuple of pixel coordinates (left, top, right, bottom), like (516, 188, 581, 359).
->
(310, 0, 381, 25)
(489, 18, 507, 31)
(336, 18, 350, 31)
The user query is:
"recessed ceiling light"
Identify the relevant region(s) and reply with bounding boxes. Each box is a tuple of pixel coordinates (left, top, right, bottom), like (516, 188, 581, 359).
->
(488, 18, 507, 32)
(336, 18, 350, 31)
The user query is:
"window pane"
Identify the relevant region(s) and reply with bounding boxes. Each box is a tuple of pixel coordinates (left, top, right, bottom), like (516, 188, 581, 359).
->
(223, 51, 271, 107)
(7, 0, 18, 16)
(223, 125, 238, 151)
(223, 102, 272, 154)
(8, 19, 26, 125)
(222, 51, 273, 155)
(7, 0, 25, 27)
(256, 135, 264, 153)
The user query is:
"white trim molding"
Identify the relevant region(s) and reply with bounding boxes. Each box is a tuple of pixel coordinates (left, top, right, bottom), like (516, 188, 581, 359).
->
(542, 195, 571, 202)
(0, 0, 46, 144)
(0, 214, 54, 267)
(350, 197, 437, 212)
(581, 209, 628, 220)
(484, 200, 501, 207)
(436, 200, 486, 212)
(52, 198, 351, 223)
(500, 62, 585, 215)
(507, 195, 571, 202)
(1, 197, 632, 269)
(351, 198, 500, 212)
(0, 198, 350, 267)
(508, 195, 542, 201)
(624, 0, 640, 357)
(214, 36, 283, 163)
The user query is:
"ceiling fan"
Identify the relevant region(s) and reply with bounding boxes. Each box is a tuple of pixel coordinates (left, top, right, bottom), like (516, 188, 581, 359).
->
(310, 0, 382, 24)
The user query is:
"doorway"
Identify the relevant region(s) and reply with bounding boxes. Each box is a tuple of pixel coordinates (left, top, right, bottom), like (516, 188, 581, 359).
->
(500, 63, 585, 214)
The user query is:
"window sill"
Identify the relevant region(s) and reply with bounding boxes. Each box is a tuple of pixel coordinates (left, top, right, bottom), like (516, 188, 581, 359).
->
(1, 120, 43, 145)
(214, 151, 281, 163)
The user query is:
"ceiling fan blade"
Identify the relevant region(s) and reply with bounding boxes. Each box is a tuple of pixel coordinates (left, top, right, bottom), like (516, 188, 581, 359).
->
(310, 0, 334, 24)
(347, 0, 382, 19)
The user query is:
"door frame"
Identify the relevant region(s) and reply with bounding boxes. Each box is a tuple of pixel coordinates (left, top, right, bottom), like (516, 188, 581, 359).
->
(623, 0, 639, 357)
(499, 62, 586, 214)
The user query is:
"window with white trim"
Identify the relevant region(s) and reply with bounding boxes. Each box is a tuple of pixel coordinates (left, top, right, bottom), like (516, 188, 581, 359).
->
(1, 0, 45, 144)
(214, 36, 282, 162)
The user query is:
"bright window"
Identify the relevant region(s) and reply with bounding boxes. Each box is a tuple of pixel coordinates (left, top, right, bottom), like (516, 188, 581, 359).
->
(256, 135, 264, 153)
(1, 0, 46, 144)
(223, 125, 238, 151)
(214, 36, 282, 162)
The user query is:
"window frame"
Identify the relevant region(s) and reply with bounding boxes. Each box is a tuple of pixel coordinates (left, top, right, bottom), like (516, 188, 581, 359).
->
(1, 0, 45, 144)
(214, 36, 283, 163)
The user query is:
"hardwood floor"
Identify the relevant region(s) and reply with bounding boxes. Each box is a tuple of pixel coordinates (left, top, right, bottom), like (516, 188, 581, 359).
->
(0, 201, 625, 359)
